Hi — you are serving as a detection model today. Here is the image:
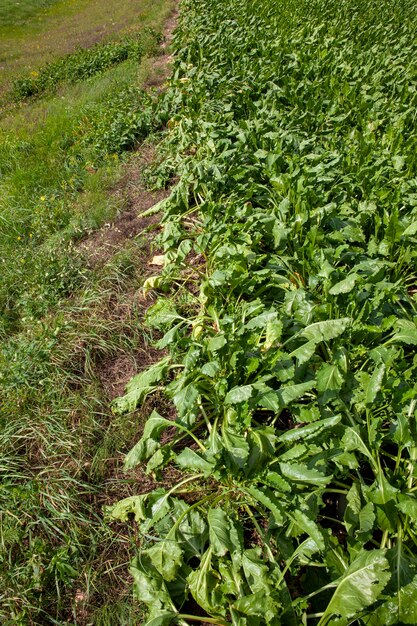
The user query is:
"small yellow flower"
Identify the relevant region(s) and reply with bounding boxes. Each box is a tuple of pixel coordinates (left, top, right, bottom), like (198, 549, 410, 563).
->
(30, 71, 39, 78)
(40, 196, 46, 202)
(29, 233, 33, 238)
(17, 236, 21, 240)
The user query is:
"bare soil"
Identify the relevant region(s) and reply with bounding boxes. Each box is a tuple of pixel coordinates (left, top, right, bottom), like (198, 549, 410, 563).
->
(78, 148, 168, 268)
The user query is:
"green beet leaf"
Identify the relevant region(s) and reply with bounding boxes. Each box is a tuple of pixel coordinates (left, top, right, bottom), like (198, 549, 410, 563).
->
(233, 590, 279, 620)
(245, 485, 285, 525)
(318, 550, 390, 625)
(176, 448, 216, 475)
(143, 613, 178, 626)
(145, 541, 184, 582)
(208, 508, 242, 556)
(187, 549, 226, 617)
(300, 318, 351, 343)
(225, 384, 253, 404)
(277, 415, 341, 443)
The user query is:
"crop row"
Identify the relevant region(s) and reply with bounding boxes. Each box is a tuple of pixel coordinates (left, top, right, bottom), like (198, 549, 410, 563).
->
(111, 0, 417, 624)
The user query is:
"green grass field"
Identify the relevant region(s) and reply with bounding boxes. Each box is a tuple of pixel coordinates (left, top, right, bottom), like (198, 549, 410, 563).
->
(0, 0, 60, 26)
(0, 0, 174, 623)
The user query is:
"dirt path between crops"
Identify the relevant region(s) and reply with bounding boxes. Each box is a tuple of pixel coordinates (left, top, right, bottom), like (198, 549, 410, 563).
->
(77, 4, 178, 400)
(73, 7, 179, 624)
(78, 6, 177, 268)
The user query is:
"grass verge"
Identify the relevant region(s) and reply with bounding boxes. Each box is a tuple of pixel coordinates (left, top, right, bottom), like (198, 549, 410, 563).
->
(0, 0, 176, 622)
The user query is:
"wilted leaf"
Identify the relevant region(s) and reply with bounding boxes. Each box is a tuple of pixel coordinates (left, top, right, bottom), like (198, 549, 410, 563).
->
(107, 494, 147, 522)
(150, 255, 165, 266)
(124, 411, 173, 469)
(112, 358, 170, 415)
(187, 549, 225, 616)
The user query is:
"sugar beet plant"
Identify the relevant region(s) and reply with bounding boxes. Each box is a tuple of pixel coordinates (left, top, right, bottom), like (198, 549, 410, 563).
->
(110, 0, 417, 623)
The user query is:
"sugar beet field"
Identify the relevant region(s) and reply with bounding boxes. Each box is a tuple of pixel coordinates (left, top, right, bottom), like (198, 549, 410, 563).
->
(2, 0, 417, 623)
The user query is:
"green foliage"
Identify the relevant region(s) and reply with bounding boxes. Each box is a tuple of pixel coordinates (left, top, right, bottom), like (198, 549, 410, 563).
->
(12, 29, 160, 101)
(78, 84, 168, 155)
(113, 0, 417, 623)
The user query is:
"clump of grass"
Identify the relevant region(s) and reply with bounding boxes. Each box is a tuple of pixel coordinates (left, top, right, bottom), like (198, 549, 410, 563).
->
(0, 238, 157, 624)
